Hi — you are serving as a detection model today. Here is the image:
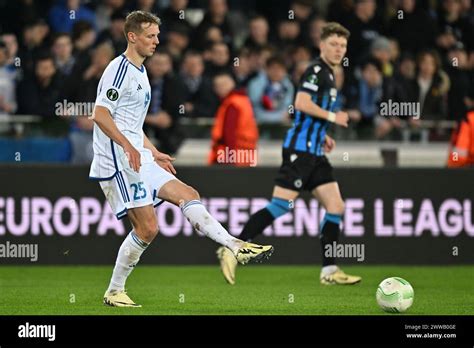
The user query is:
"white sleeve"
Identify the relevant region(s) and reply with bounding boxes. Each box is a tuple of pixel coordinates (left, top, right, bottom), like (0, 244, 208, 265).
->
(95, 58, 130, 115)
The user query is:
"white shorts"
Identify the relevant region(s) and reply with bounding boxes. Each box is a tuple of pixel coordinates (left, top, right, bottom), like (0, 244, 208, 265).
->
(99, 161, 175, 220)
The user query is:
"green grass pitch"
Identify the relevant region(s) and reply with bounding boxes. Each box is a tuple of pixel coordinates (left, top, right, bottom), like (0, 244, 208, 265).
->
(0, 265, 473, 315)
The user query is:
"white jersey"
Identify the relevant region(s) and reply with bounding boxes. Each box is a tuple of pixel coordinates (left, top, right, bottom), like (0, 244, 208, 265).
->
(89, 54, 154, 180)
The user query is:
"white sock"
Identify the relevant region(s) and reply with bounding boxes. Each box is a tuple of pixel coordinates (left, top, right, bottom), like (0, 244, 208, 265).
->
(106, 230, 149, 293)
(181, 200, 241, 253)
(321, 265, 339, 276)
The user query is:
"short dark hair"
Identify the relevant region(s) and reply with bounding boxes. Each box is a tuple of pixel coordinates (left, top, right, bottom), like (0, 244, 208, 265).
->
(35, 51, 54, 64)
(213, 71, 235, 82)
(416, 50, 441, 71)
(249, 14, 268, 23)
(124, 10, 161, 39)
(266, 55, 287, 69)
(361, 57, 382, 73)
(72, 21, 94, 41)
(321, 22, 350, 41)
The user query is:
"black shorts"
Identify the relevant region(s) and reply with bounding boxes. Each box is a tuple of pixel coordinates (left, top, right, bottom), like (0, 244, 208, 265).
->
(274, 149, 336, 192)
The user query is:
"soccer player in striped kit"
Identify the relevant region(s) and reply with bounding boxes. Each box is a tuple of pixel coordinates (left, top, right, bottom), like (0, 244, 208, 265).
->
(218, 22, 361, 286)
(90, 11, 273, 307)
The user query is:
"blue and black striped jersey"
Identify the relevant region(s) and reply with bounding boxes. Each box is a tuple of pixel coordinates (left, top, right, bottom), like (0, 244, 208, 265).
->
(283, 58, 338, 156)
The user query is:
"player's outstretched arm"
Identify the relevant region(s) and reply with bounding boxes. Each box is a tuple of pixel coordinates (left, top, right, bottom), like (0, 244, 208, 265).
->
(294, 91, 349, 127)
(91, 105, 141, 172)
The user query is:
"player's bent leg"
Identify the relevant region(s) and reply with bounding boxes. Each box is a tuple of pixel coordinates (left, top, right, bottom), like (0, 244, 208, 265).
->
(104, 205, 158, 307)
(127, 204, 160, 243)
(312, 182, 361, 285)
(159, 180, 274, 265)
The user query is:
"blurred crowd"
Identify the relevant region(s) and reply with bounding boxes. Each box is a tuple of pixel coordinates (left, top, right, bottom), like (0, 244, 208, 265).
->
(0, 0, 473, 162)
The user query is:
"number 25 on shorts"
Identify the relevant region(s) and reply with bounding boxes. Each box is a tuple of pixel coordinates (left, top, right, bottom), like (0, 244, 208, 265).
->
(130, 182, 147, 200)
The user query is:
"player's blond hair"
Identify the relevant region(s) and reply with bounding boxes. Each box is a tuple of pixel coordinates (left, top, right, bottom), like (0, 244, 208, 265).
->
(321, 22, 350, 41)
(124, 11, 161, 39)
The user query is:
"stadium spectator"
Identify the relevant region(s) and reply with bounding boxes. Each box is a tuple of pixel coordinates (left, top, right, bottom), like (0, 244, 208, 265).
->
(307, 16, 326, 58)
(69, 42, 114, 164)
(273, 18, 302, 52)
(194, 0, 234, 48)
(51, 33, 76, 76)
(289, 45, 312, 70)
(208, 72, 259, 166)
(388, 0, 437, 56)
(436, 0, 474, 53)
(327, 0, 353, 27)
(0, 41, 17, 118)
(247, 55, 294, 124)
(164, 23, 190, 73)
(95, 0, 126, 32)
(290, 0, 317, 43)
(48, 0, 96, 33)
(18, 19, 50, 75)
(201, 25, 225, 47)
(446, 42, 472, 122)
(204, 41, 232, 77)
(0, 34, 19, 72)
(414, 50, 450, 121)
(71, 21, 96, 73)
(345, 58, 384, 138)
(375, 52, 420, 139)
(243, 15, 270, 50)
(370, 36, 394, 77)
(388, 38, 400, 65)
(160, 0, 192, 40)
(345, 0, 384, 65)
(232, 47, 253, 88)
(96, 10, 128, 57)
(0, 0, 49, 40)
(145, 51, 186, 155)
(180, 51, 218, 118)
(134, 0, 160, 13)
(255, 44, 276, 71)
(16, 53, 63, 118)
(61, 22, 97, 104)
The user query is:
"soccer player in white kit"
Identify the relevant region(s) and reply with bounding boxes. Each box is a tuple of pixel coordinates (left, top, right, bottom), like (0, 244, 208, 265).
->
(90, 11, 273, 307)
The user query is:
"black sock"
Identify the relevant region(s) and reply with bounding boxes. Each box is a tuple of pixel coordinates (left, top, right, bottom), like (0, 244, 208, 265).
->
(239, 208, 275, 241)
(320, 219, 340, 267)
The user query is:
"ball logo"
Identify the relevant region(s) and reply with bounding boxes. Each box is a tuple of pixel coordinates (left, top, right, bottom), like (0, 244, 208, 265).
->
(106, 88, 119, 101)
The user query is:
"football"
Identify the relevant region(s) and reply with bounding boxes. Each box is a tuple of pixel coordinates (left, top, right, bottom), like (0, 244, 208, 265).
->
(376, 277, 414, 313)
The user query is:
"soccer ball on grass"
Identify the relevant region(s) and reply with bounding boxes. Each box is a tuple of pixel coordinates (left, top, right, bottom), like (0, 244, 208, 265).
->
(376, 277, 414, 313)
